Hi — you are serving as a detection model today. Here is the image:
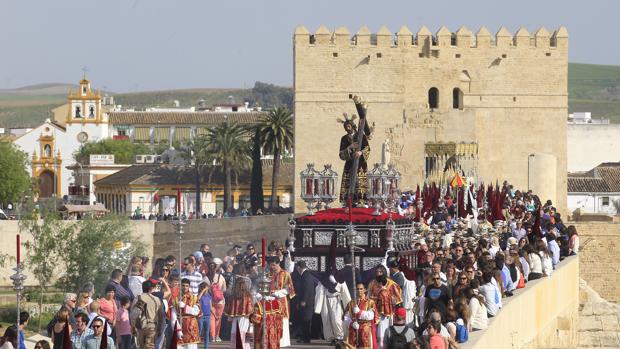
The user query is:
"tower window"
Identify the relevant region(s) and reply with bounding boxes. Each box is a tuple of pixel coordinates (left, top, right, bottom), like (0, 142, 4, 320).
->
(75, 106, 81, 118)
(82, 86, 87, 95)
(428, 87, 439, 109)
(453, 88, 463, 110)
(89, 106, 95, 118)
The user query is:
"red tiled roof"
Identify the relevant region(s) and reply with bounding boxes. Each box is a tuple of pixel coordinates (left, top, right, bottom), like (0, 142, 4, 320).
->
(568, 162, 620, 193)
(108, 111, 264, 125)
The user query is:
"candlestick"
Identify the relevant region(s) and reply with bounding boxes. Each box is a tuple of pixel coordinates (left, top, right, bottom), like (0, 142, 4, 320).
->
(261, 237, 266, 268)
(16, 234, 20, 265)
(348, 197, 353, 223)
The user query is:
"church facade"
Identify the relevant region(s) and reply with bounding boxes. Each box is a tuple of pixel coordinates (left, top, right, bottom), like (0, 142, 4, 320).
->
(13, 77, 109, 200)
(293, 25, 568, 213)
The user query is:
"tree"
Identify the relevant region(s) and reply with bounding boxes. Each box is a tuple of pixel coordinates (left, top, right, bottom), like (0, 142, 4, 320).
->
(0, 140, 31, 207)
(22, 207, 74, 331)
(181, 136, 213, 216)
(249, 127, 265, 214)
(204, 122, 251, 213)
(259, 107, 293, 208)
(74, 139, 152, 164)
(58, 215, 145, 293)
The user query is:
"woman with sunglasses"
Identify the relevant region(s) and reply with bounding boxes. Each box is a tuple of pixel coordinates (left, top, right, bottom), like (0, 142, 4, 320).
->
(452, 272, 470, 300)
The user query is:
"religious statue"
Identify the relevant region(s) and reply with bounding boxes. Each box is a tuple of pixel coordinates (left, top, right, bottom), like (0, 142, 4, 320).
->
(338, 95, 372, 207)
(382, 139, 391, 169)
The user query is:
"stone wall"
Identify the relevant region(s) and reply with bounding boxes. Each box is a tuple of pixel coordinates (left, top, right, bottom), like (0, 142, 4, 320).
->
(152, 215, 291, 260)
(0, 220, 154, 288)
(573, 221, 620, 303)
(293, 25, 568, 214)
(462, 256, 580, 349)
(0, 216, 289, 288)
(579, 279, 620, 348)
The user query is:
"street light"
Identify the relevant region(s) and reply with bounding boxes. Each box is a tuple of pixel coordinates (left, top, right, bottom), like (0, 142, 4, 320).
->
(344, 223, 358, 301)
(172, 215, 187, 324)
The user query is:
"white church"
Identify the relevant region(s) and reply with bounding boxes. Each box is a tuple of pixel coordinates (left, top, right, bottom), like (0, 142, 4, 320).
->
(13, 77, 110, 201)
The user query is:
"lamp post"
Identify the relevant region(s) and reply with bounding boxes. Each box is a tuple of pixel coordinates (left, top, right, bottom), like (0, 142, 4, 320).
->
(344, 223, 358, 301)
(11, 234, 26, 336)
(173, 215, 187, 324)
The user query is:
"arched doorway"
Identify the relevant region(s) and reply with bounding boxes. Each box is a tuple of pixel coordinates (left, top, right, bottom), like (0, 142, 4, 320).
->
(39, 170, 55, 198)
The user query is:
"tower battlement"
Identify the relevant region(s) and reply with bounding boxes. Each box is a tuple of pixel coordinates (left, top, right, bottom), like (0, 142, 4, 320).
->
(294, 25, 568, 51)
(293, 24, 569, 215)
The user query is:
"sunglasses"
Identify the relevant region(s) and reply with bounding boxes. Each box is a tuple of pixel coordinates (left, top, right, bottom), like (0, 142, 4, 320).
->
(92, 325, 102, 328)
(433, 277, 440, 280)
(356, 288, 365, 291)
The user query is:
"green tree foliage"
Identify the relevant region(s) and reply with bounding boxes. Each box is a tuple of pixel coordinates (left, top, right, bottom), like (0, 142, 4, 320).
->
(203, 122, 251, 212)
(58, 215, 145, 293)
(154, 140, 182, 155)
(181, 136, 213, 215)
(259, 107, 293, 208)
(22, 208, 74, 330)
(250, 127, 264, 214)
(23, 212, 144, 294)
(0, 140, 31, 207)
(251, 82, 293, 110)
(74, 139, 152, 164)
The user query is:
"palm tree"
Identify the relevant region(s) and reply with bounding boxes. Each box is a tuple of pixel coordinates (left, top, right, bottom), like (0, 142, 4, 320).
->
(180, 136, 211, 216)
(204, 122, 251, 213)
(259, 106, 293, 209)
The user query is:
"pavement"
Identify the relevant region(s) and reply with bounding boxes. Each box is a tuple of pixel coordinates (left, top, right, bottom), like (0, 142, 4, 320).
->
(209, 340, 334, 348)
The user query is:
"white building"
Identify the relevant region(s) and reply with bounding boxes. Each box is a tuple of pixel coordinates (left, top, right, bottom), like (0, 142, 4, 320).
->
(13, 77, 109, 199)
(567, 112, 620, 172)
(567, 162, 620, 215)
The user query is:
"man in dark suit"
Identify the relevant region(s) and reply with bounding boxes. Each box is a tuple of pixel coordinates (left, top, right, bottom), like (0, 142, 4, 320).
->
(335, 254, 361, 298)
(295, 261, 318, 343)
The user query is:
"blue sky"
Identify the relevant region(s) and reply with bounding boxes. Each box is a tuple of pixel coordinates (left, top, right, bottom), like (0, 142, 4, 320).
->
(1, 0, 617, 92)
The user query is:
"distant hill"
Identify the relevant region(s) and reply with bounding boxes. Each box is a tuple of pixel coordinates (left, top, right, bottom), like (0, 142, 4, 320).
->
(1, 63, 620, 128)
(568, 63, 620, 122)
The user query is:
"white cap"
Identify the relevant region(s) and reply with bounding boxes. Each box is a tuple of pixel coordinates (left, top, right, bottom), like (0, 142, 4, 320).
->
(213, 257, 223, 265)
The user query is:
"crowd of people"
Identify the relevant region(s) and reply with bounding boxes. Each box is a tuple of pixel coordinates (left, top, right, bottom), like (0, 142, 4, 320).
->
(0, 183, 579, 349)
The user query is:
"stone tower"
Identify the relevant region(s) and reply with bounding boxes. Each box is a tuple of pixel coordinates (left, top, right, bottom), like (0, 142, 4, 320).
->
(293, 25, 568, 213)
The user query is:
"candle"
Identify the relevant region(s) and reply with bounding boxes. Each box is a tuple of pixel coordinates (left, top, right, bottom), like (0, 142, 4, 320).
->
(348, 197, 353, 223)
(261, 238, 266, 268)
(177, 189, 181, 214)
(16, 234, 20, 266)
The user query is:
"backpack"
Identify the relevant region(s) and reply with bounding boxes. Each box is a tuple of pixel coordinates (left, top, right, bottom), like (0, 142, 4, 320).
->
(388, 326, 409, 349)
(130, 297, 149, 330)
(455, 319, 469, 343)
(211, 275, 224, 303)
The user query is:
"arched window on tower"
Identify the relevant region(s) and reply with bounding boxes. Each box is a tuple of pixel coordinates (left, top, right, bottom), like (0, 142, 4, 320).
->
(75, 106, 81, 118)
(428, 87, 439, 109)
(453, 88, 463, 110)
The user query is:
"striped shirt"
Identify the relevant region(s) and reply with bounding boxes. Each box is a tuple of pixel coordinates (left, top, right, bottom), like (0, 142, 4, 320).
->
(180, 271, 203, 294)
